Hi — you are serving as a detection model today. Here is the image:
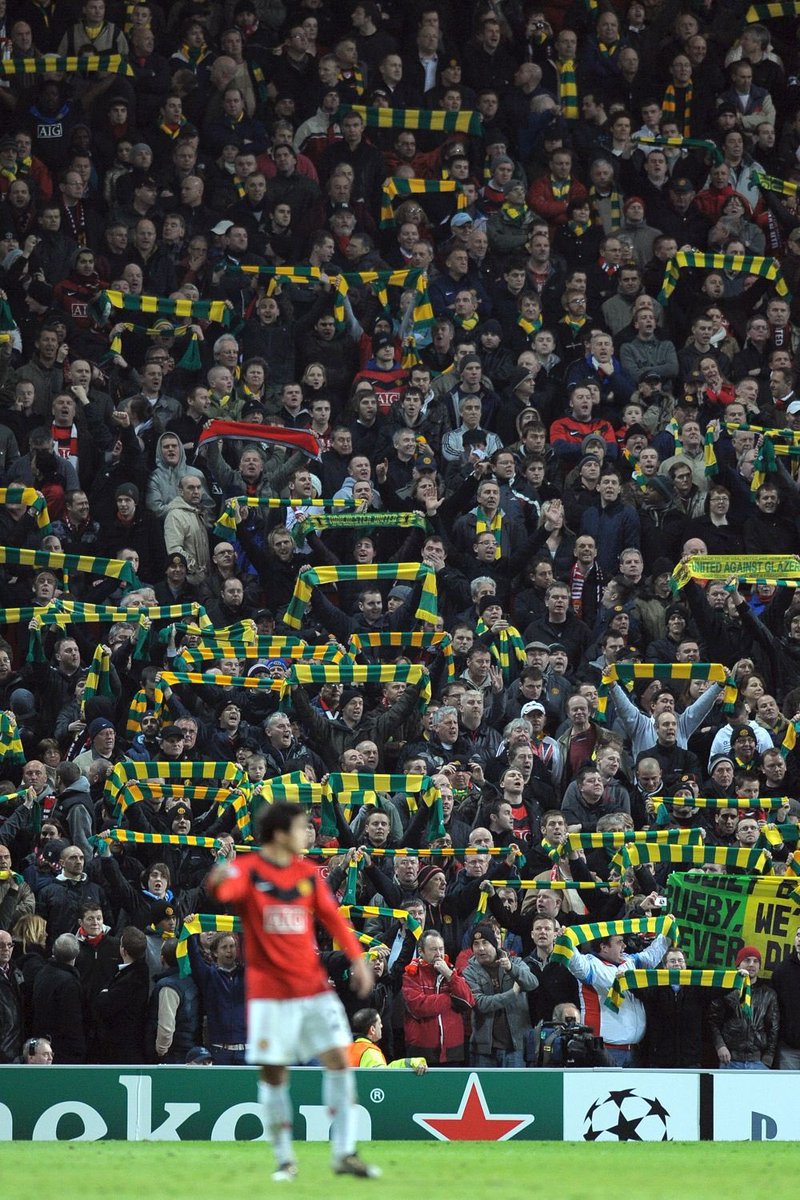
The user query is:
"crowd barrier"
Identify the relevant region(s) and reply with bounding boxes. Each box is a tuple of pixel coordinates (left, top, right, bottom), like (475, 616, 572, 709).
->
(0, 1066, 797, 1141)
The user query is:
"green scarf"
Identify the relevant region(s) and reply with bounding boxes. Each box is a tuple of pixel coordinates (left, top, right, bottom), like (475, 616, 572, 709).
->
(658, 251, 788, 306)
(557, 61, 578, 120)
(339, 104, 482, 136)
(348, 631, 454, 678)
(0, 53, 133, 75)
(606, 969, 751, 1016)
(475, 618, 526, 682)
(291, 510, 430, 545)
(283, 563, 438, 629)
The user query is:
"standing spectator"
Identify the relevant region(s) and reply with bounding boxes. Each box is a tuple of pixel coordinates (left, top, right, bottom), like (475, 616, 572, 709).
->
(402, 929, 474, 1065)
(30, 933, 86, 1064)
(709, 946, 779, 1070)
(148, 939, 201, 1063)
(462, 924, 537, 1066)
(93, 926, 150, 1063)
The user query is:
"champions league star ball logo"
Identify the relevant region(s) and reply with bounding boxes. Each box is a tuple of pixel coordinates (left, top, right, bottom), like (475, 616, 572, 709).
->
(582, 1089, 671, 1141)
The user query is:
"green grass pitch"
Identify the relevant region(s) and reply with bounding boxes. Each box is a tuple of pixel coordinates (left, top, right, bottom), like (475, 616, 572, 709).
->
(2, 1141, 793, 1199)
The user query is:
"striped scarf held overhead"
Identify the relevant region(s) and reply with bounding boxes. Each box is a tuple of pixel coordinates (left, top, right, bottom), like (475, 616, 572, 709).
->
(650, 795, 787, 810)
(661, 84, 692, 137)
(291, 509, 430, 545)
(610, 842, 770, 884)
(82, 644, 112, 714)
(0, 712, 24, 764)
(0, 53, 133, 75)
(285, 661, 431, 709)
(103, 829, 222, 849)
(549, 828, 703, 859)
(100, 290, 230, 325)
(658, 251, 789, 305)
(105, 760, 246, 817)
(380, 178, 466, 229)
(634, 134, 722, 165)
(474, 507, 502, 558)
(653, 795, 787, 825)
(125, 686, 165, 736)
(339, 105, 483, 136)
(606, 969, 751, 1016)
(0, 487, 50, 531)
(161, 670, 286, 693)
(475, 618, 526, 682)
(214, 495, 354, 537)
(177, 914, 241, 976)
(347, 631, 454, 678)
(341, 905, 421, 940)
(551, 915, 678, 964)
(557, 61, 578, 120)
(0, 546, 138, 585)
(669, 554, 800, 594)
(744, 0, 800, 16)
(596, 661, 737, 720)
(283, 563, 438, 630)
(117, 781, 239, 808)
(327, 772, 444, 840)
(751, 170, 799, 199)
(782, 720, 800, 760)
(179, 641, 343, 666)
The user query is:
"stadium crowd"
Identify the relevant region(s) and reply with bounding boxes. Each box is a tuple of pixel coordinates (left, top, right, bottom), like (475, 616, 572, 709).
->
(1, 0, 800, 1075)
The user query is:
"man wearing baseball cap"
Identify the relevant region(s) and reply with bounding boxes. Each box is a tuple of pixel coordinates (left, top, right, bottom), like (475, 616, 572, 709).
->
(709, 946, 778, 1069)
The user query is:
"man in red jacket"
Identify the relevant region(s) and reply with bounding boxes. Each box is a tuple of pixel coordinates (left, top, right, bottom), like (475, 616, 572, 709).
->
(402, 929, 474, 1065)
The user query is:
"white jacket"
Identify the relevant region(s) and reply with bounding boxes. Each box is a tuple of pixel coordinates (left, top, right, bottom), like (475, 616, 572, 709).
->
(567, 934, 669, 1045)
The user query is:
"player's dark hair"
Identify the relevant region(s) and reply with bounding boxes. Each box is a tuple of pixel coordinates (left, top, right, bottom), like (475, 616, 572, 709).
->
(258, 801, 305, 843)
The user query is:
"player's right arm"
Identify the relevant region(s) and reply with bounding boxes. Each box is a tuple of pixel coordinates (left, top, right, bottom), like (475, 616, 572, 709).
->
(206, 858, 247, 905)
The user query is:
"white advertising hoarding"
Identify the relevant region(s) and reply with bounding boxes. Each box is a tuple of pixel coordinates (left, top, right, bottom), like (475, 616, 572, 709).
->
(563, 1072, 700, 1141)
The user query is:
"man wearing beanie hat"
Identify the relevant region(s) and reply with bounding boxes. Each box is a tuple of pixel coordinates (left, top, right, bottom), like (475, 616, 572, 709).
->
(463, 923, 537, 1066)
(100, 478, 167, 584)
(709, 946, 778, 1069)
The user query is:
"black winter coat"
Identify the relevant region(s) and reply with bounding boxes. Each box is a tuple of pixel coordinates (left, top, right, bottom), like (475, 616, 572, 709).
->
(708, 979, 779, 1066)
(93, 959, 151, 1063)
(31, 959, 86, 1063)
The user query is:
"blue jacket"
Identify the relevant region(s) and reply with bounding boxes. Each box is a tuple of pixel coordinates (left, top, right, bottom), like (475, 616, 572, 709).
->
(187, 934, 247, 1047)
(580, 499, 641, 576)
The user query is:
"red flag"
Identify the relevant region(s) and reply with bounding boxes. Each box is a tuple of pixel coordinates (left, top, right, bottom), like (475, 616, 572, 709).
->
(197, 420, 320, 458)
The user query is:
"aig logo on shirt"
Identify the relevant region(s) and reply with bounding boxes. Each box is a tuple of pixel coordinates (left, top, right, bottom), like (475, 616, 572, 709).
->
(263, 905, 308, 934)
(36, 123, 63, 139)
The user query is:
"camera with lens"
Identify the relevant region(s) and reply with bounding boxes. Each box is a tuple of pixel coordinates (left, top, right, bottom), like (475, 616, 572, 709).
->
(530, 1017, 609, 1067)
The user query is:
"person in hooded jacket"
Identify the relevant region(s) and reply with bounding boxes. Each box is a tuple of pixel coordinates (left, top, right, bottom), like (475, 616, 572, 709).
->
(50, 762, 95, 862)
(145, 430, 215, 521)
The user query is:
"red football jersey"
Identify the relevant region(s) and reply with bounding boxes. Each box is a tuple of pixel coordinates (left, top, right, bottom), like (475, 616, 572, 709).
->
(210, 853, 363, 1001)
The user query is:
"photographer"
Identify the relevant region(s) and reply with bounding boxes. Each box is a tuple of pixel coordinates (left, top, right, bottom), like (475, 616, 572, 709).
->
(529, 1001, 611, 1067)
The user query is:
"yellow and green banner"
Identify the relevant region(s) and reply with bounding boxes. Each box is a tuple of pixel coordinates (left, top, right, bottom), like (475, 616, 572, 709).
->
(665, 872, 800, 976)
(670, 554, 800, 592)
